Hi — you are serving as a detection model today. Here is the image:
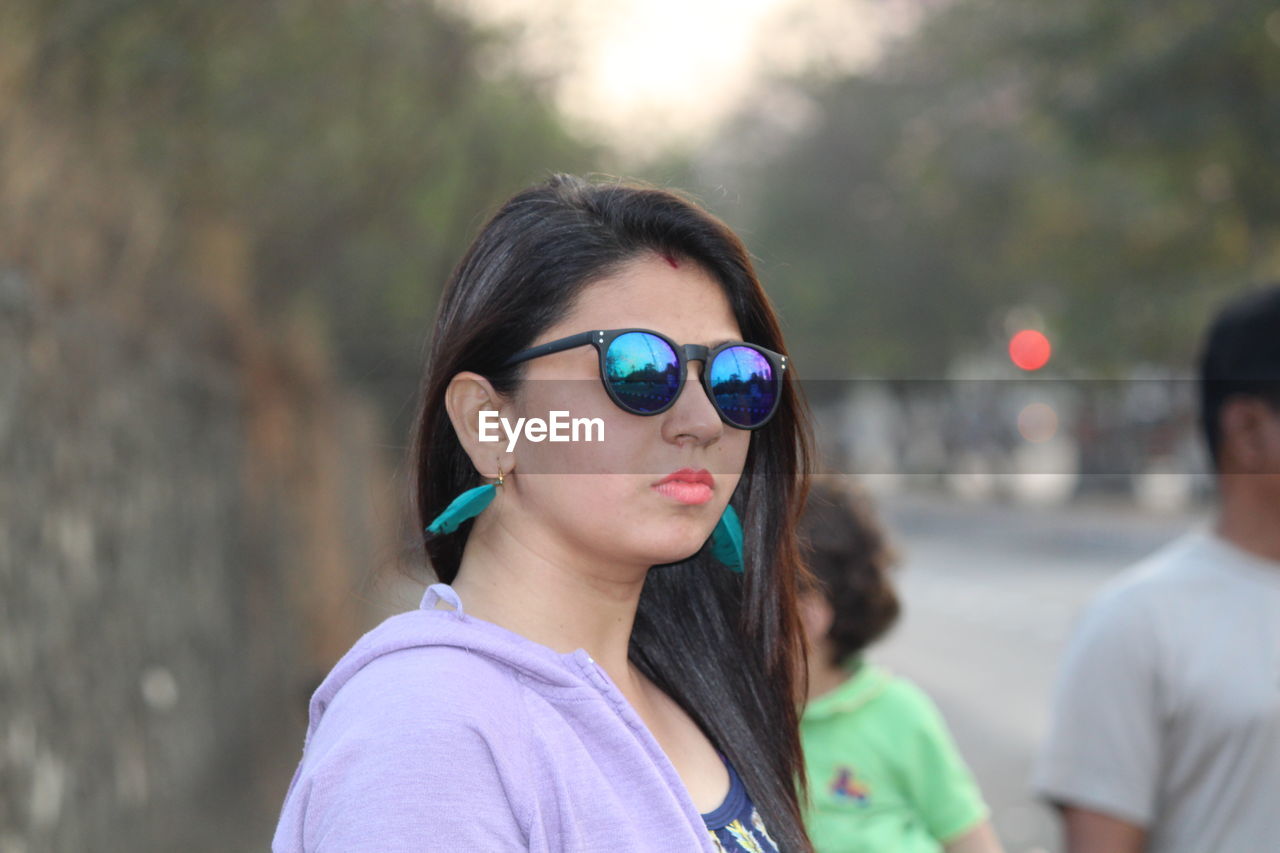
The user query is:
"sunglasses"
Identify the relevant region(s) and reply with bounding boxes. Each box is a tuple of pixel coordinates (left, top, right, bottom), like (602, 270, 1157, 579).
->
(502, 328, 787, 429)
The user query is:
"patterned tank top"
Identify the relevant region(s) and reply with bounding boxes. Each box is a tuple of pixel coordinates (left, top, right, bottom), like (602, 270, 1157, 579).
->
(701, 756, 781, 852)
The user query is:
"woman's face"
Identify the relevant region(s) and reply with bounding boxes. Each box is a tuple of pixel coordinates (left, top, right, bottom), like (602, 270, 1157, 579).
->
(500, 253, 753, 575)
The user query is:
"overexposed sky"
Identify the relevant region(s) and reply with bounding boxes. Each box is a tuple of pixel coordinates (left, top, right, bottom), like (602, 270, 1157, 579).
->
(448, 0, 918, 156)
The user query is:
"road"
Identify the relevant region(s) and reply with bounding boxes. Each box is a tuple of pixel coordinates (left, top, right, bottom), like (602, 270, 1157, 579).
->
(867, 491, 1207, 853)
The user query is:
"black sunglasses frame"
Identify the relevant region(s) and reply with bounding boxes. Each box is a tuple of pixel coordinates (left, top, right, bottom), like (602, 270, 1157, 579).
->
(501, 328, 788, 430)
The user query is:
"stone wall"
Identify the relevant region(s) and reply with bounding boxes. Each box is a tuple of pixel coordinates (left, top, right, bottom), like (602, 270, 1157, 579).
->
(0, 112, 415, 851)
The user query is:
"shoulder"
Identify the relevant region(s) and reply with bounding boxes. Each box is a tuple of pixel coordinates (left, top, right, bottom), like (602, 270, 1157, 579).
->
(277, 644, 535, 850)
(295, 610, 539, 773)
(870, 669, 933, 709)
(1101, 531, 1219, 598)
(859, 667, 946, 730)
(1076, 532, 1220, 642)
(322, 643, 527, 736)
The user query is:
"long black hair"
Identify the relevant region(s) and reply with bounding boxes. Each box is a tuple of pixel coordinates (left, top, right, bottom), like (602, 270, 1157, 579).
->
(410, 174, 815, 851)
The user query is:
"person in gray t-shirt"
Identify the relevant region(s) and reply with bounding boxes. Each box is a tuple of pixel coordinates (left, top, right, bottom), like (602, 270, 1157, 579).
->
(1033, 284, 1280, 853)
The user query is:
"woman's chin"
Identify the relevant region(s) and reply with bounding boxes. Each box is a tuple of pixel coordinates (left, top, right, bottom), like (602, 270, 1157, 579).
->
(594, 525, 712, 570)
(641, 540, 709, 568)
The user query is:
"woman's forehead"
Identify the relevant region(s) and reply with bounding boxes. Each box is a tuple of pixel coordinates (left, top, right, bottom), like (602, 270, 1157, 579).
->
(549, 255, 743, 344)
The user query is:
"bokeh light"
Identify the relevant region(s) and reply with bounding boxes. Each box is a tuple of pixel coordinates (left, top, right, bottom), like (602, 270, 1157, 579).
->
(1017, 401, 1059, 443)
(1009, 329, 1052, 371)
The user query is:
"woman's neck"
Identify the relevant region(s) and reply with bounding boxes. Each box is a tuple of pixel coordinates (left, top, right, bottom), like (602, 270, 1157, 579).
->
(449, 512, 649, 683)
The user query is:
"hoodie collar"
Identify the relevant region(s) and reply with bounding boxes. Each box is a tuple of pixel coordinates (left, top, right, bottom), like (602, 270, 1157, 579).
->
(304, 582, 598, 746)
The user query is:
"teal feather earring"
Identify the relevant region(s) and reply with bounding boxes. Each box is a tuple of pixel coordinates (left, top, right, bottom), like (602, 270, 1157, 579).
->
(709, 504, 745, 574)
(426, 469, 503, 535)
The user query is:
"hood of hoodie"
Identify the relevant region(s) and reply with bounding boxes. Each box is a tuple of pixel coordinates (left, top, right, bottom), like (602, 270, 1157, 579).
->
(304, 583, 596, 744)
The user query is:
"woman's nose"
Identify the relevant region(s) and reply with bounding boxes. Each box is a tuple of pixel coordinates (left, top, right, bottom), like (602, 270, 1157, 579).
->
(660, 360, 723, 446)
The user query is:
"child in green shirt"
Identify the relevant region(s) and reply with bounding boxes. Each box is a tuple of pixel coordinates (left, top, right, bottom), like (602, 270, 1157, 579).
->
(797, 483, 1004, 853)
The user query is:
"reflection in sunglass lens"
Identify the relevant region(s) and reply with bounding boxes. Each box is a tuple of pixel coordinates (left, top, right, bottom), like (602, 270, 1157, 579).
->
(604, 332, 681, 413)
(709, 346, 777, 428)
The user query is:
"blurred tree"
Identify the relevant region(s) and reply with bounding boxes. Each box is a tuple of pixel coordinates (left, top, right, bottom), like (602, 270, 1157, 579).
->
(715, 0, 1280, 377)
(2, 0, 596, 427)
(0, 6, 598, 842)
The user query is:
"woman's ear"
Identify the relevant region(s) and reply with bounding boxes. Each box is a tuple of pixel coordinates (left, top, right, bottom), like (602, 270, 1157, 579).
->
(443, 371, 515, 479)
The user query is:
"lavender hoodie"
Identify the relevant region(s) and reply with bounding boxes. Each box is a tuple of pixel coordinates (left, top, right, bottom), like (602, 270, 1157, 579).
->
(272, 583, 721, 852)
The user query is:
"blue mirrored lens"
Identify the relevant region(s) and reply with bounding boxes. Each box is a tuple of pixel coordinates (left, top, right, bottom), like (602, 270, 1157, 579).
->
(605, 332, 681, 413)
(709, 346, 777, 427)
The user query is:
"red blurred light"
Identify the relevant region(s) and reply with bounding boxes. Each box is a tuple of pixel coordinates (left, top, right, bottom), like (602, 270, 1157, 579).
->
(1009, 329, 1051, 371)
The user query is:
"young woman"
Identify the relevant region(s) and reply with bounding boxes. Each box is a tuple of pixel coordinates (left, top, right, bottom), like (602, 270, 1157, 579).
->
(272, 175, 815, 852)
(796, 482, 1003, 853)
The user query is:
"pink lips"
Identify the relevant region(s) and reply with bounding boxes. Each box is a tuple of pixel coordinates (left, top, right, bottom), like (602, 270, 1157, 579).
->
(653, 468, 715, 505)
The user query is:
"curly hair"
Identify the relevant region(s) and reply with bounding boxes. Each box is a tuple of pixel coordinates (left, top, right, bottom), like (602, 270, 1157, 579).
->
(797, 481, 900, 667)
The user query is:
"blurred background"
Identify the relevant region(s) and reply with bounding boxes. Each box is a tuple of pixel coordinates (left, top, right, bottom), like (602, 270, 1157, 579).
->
(2, 0, 1278, 850)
